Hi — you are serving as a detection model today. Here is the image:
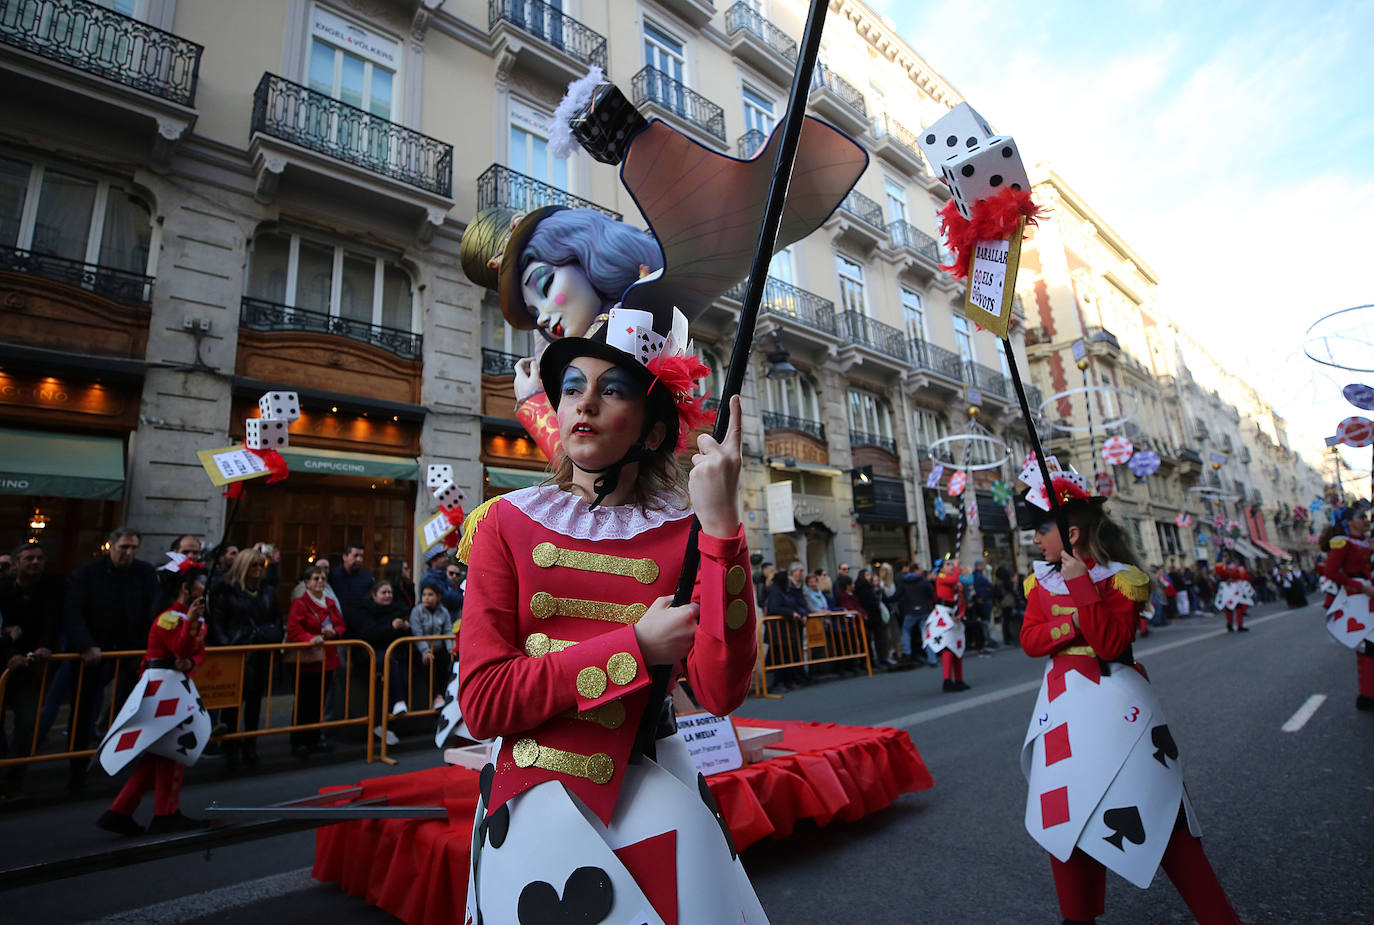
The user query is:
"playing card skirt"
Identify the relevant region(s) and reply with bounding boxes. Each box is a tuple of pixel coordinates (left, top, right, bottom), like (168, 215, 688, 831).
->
(466, 733, 768, 924)
(1214, 580, 1242, 611)
(1021, 654, 1200, 888)
(1324, 586, 1374, 649)
(96, 666, 211, 774)
(923, 604, 965, 657)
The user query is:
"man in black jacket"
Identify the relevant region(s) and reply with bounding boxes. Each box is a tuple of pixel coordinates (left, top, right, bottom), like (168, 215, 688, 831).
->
(897, 562, 935, 667)
(62, 527, 160, 792)
(1, 542, 64, 798)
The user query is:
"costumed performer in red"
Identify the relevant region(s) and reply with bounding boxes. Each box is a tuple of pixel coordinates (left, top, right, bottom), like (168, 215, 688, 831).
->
(95, 557, 212, 835)
(1214, 555, 1241, 631)
(1318, 501, 1374, 710)
(924, 559, 970, 692)
(458, 303, 766, 924)
(1018, 473, 1241, 925)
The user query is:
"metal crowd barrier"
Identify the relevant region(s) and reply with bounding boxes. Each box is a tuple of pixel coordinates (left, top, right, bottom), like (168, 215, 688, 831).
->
(0, 640, 377, 770)
(754, 610, 872, 697)
(374, 634, 455, 764)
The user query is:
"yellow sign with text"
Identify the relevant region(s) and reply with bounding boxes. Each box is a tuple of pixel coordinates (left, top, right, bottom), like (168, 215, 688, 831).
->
(196, 650, 245, 710)
(963, 217, 1025, 340)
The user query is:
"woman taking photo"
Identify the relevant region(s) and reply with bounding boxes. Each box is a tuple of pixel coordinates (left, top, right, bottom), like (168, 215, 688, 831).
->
(457, 306, 765, 924)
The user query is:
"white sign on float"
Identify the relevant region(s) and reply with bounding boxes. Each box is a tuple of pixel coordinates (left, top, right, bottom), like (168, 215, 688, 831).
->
(677, 712, 744, 776)
(968, 238, 1011, 315)
(212, 448, 269, 481)
(766, 481, 796, 534)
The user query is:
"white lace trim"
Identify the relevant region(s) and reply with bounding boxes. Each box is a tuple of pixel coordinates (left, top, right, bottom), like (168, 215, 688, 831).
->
(1033, 560, 1128, 596)
(501, 484, 692, 541)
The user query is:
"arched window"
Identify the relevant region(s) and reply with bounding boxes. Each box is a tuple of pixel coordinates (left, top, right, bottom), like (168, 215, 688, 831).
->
(765, 369, 822, 424)
(847, 387, 895, 444)
(697, 347, 725, 403)
(912, 407, 950, 452)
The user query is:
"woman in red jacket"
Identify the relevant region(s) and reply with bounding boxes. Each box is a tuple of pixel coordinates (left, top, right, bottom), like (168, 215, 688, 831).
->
(1019, 476, 1239, 924)
(286, 564, 345, 759)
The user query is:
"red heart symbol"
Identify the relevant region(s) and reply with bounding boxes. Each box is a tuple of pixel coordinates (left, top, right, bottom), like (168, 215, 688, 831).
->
(937, 618, 947, 628)
(1346, 616, 1368, 634)
(1331, 610, 1344, 621)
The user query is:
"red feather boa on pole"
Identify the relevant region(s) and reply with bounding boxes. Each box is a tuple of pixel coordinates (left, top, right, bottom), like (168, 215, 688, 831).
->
(222, 444, 291, 499)
(938, 188, 1045, 281)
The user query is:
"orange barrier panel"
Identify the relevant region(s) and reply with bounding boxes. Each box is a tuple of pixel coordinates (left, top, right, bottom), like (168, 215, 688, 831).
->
(754, 610, 872, 697)
(375, 634, 455, 764)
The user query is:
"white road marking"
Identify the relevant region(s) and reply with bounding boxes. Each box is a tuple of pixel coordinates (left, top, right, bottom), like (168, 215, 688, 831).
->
(78, 866, 317, 924)
(872, 606, 1303, 730)
(1281, 694, 1327, 733)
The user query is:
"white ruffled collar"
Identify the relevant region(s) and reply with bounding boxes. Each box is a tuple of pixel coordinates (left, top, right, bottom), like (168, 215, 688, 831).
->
(502, 484, 692, 541)
(1033, 559, 1128, 596)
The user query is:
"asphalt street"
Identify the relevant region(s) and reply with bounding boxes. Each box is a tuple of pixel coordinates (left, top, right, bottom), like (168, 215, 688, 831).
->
(2, 598, 1370, 924)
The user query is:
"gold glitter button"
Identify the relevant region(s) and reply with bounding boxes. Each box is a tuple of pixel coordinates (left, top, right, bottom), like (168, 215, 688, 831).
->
(532, 542, 558, 567)
(605, 652, 638, 686)
(576, 666, 607, 699)
(530, 591, 556, 619)
(525, 633, 552, 657)
(1049, 626, 1062, 641)
(726, 598, 749, 630)
(586, 753, 614, 785)
(512, 738, 538, 768)
(725, 565, 747, 596)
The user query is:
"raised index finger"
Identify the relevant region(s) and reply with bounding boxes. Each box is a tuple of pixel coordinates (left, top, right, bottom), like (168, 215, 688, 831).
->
(722, 394, 744, 453)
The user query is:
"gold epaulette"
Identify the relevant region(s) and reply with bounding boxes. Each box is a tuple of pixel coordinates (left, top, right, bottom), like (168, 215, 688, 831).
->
(1112, 566, 1151, 603)
(454, 497, 503, 564)
(155, 610, 181, 631)
(1024, 574, 1038, 596)
(1331, 537, 1348, 550)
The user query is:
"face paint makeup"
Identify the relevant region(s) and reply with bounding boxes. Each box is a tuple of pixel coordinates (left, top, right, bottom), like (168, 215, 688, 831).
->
(561, 365, 588, 396)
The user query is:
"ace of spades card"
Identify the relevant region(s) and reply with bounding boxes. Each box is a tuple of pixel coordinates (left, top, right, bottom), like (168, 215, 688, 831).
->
(97, 668, 207, 775)
(1325, 591, 1374, 649)
(146, 677, 211, 766)
(1022, 664, 1154, 864)
(1077, 716, 1198, 888)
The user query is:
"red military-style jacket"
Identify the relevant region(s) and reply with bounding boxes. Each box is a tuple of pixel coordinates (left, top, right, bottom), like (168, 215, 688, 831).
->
(935, 571, 963, 613)
(1323, 535, 1371, 596)
(1021, 561, 1149, 691)
(458, 489, 758, 824)
(144, 602, 207, 676)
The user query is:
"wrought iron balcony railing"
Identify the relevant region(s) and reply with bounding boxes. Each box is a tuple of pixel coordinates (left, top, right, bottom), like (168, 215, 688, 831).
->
(1023, 325, 1054, 347)
(886, 219, 940, 262)
(252, 73, 453, 197)
(631, 66, 725, 145)
(725, 275, 838, 336)
(850, 430, 896, 455)
(836, 189, 884, 229)
(809, 61, 866, 117)
(0, 244, 153, 307)
(963, 361, 1009, 398)
(1025, 384, 1044, 412)
(477, 164, 620, 220)
(737, 129, 765, 158)
(240, 296, 422, 361)
(724, 2, 797, 63)
(873, 114, 924, 168)
(910, 339, 963, 380)
(488, 0, 608, 70)
(0, 0, 202, 106)
(840, 310, 908, 362)
(762, 410, 825, 441)
(481, 347, 522, 376)
(1086, 325, 1120, 349)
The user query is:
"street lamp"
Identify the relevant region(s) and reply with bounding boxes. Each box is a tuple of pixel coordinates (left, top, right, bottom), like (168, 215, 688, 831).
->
(766, 332, 797, 380)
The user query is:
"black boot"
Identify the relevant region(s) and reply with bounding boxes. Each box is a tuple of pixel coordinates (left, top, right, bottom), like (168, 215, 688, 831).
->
(97, 810, 145, 837)
(1356, 695, 1374, 712)
(148, 811, 207, 835)
(942, 679, 955, 692)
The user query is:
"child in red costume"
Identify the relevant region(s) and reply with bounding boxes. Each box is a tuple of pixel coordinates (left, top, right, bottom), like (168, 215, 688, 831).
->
(927, 560, 969, 692)
(96, 565, 208, 836)
(1019, 477, 1240, 925)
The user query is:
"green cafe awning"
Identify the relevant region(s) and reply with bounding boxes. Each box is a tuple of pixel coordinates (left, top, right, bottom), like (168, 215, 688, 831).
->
(279, 447, 418, 480)
(486, 466, 549, 490)
(0, 428, 126, 500)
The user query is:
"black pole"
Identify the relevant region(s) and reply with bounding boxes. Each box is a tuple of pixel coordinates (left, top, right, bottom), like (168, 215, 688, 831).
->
(631, 0, 832, 761)
(1003, 338, 1071, 548)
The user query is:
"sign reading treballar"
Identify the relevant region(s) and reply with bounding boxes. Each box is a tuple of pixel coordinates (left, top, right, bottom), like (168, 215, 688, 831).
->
(963, 217, 1025, 339)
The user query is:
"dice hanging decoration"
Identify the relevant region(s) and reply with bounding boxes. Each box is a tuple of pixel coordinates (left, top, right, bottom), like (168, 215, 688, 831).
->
(1127, 449, 1161, 477)
(257, 391, 301, 423)
(1101, 435, 1134, 466)
(212, 389, 297, 498)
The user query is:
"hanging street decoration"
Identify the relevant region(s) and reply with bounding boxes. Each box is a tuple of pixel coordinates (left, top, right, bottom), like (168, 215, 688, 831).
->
(926, 463, 945, 489)
(934, 494, 948, 521)
(1213, 513, 1227, 529)
(948, 470, 968, 496)
(1127, 449, 1162, 477)
(1175, 512, 1193, 528)
(990, 479, 1012, 505)
(1310, 498, 1325, 511)
(1095, 471, 1115, 497)
(1325, 415, 1374, 447)
(965, 484, 980, 527)
(1342, 383, 1374, 410)
(1101, 435, 1134, 465)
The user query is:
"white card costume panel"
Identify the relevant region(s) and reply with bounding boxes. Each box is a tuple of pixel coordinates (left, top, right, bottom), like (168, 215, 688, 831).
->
(923, 604, 966, 656)
(97, 668, 209, 774)
(1215, 581, 1241, 610)
(467, 734, 767, 925)
(1237, 581, 1255, 606)
(1325, 588, 1374, 649)
(436, 659, 479, 747)
(1021, 661, 1198, 887)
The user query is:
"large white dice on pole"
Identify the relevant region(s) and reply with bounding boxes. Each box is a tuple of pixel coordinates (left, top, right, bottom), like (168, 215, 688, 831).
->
(246, 418, 289, 450)
(426, 464, 454, 491)
(257, 391, 300, 423)
(917, 102, 995, 177)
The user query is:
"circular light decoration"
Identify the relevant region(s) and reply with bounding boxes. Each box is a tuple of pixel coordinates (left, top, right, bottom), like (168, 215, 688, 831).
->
(1342, 383, 1374, 410)
(1038, 386, 1138, 433)
(1101, 435, 1134, 465)
(927, 433, 1012, 472)
(1127, 449, 1161, 477)
(1305, 305, 1374, 372)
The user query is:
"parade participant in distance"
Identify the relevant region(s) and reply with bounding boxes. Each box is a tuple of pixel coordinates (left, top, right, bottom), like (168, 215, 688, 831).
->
(1019, 475, 1240, 925)
(1214, 555, 1242, 632)
(95, 560, 211, 836)
(925, 559, 969, 692)
(1318, 502, 1374, 710)
(1232, 558, 1254, 632)
(457, 305, 764, 924)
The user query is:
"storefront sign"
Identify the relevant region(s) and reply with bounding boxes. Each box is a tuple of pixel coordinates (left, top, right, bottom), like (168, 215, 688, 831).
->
(676, 712, 743, 776)
(764, 435, 829, 465)
(766, 481, 795, 534)
(196, 650, 245, 711)
(311, 6, 399, 68)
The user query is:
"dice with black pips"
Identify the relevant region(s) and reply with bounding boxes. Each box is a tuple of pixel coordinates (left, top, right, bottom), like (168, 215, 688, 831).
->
(917, 102, 995, 176)
(432, 478, 465, 510)
(940, 136, 1030, 219)
(257, 391, 300, 423)
(426, 464, 454, 491)
(246, 418, 289, 450)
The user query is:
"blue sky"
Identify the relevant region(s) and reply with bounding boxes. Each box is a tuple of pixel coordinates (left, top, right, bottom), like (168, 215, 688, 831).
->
(866, 0, 1374, 484)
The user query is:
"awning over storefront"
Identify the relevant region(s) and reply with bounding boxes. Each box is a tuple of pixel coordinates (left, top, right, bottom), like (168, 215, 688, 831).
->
(280, 447, 418, 480)
(1251, 537, 1290, 559)
(0, 427, 125, 500)
(1230, 537, 1264, 560)
(485, 466, 549, 490)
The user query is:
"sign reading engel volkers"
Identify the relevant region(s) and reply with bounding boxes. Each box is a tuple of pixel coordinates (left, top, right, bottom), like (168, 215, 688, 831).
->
(311, 7, 400, 69)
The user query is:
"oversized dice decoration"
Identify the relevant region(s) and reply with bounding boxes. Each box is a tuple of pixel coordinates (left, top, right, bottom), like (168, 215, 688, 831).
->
(426, 464, 454, 491)
(433, 478, 465, 510)
(246, 418, 289, 450)
(941, 136, 1031, 219)
(917, 102, 994, 175)
(258, 391, 300, 423)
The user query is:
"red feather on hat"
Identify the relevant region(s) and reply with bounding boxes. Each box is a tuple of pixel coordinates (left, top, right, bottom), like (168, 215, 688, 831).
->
(646, 354, 714, 451)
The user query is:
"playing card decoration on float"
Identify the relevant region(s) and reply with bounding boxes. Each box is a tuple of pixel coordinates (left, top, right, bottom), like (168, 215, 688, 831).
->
(1100, 435, 1133, 466)
(1127, 449, 1161, 478)
(195, 390, 298, 497)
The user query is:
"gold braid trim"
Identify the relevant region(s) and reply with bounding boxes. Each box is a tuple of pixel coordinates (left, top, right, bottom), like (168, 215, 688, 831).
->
(454, 497, 503, 564)
(1330, 537, 1348, 549)
(1023, 574, 1038, 596)
(1112, 566, 1151, 602)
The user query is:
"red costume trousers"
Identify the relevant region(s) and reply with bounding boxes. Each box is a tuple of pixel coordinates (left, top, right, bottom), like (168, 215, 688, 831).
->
(940, 649, 963, 682)
(109, 755, 183, 817)
(1049, 812, 1239, 924)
